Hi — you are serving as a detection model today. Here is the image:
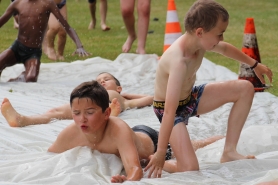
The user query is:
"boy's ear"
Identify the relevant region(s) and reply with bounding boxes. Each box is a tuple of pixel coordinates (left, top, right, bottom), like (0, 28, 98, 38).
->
(196, 28, 203, 37)
(116, 86, 122, 93)
(105, 107, 111, 119)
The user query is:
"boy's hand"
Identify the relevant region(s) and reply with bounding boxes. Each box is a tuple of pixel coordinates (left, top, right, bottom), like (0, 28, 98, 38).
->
(144, 151, 165, 178)
(72, 47, 90, 57)
(253, 63, 273, 84)
(111, 174, 127, 183)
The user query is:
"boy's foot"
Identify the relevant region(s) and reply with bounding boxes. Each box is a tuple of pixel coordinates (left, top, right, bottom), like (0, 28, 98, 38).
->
(88, 19, 96, 30)
(122, 35, 136, 53)
(101, 24, 110, 31)
(1, 98, 23, 127)
(47, 47, 57, 61)
(220, 150, 256, 163)
(110, 98, 121, 117)
(136, 48, 146, 54)
(57, 55, 65, 61)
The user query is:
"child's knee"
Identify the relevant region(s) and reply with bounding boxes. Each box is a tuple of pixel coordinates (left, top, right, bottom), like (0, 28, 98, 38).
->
(238, 80, 254, 96)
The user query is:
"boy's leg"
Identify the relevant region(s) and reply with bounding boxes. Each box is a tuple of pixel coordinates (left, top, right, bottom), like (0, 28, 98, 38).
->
(169, 123, 199, 172)
(88, 0, 97, 30)
(1, 98, 72, 127)
(197, 80, 256, 162)
(120, 0, 136, 53)
(23, 58, 40, 82)
(46, 13, 60, 60)
(57, 5, 67, 61)
(0, 49, 18, 81)
(136, 0, 150, 54)
(99, 0, 110, 31)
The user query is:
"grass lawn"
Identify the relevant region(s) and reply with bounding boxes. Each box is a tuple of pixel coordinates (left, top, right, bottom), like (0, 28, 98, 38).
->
(0, 0, 277, 95)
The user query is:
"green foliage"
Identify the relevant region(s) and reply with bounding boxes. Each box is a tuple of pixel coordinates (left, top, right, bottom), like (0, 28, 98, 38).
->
(0, 0, 277, 95)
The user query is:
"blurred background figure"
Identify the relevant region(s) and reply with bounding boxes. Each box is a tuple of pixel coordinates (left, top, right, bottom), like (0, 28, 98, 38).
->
(120, 0, 151, 54)
(43, 0, 68, 61)
(88, 0, 110, 31)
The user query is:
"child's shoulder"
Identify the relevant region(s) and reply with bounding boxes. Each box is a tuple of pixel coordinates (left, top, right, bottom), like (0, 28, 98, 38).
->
(107, 117, 132, 136)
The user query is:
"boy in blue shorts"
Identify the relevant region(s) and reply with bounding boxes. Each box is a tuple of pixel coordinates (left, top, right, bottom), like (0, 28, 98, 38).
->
(145, 0, 273, 178)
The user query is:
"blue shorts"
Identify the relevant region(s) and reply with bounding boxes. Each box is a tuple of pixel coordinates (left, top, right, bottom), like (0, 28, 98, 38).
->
(153, 84, 206, 126)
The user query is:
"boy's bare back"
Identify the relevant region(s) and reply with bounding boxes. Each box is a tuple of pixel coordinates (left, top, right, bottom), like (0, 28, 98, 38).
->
(6, 0, 66, 48)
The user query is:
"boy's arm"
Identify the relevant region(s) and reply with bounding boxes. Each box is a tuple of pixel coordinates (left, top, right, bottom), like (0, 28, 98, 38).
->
(48, 0, 89, 57)
(145, 60, 187, 178)
(48, 123, 76, 153)
(124, 94, 153, 109)
(121, 93, 151, 100)
(212, 41, 273, 84)
(111, 124, 143, 183)
(0, 3, 15, 27)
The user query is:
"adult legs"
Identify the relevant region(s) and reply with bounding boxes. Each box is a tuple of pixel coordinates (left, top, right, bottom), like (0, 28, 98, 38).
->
(99, 0, 110, 31)
(88, 0, 97, 30)
(120, 0, 136, 53)
(136, 0, 150, 54)
(197, 80, 256, 162)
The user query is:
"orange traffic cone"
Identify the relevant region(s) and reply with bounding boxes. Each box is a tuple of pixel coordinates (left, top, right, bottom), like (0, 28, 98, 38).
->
(238, 18, 265, 92)
(163, 0, 182, 52)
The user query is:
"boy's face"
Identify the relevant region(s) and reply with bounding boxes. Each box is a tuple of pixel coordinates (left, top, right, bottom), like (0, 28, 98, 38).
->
(71, 97, 110, 134)
(96, 73, 121, 93)
(200, 18, 229, 50)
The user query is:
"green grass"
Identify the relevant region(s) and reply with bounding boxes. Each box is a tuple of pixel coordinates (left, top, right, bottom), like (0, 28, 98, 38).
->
(0, 0, 277, 95)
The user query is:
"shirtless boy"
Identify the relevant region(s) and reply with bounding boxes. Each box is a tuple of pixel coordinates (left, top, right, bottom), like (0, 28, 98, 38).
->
(0, 0, 89, 82)
(1, 72, 153, 127)
(145, 0, 273, 178)
(48, 80, 223, 183)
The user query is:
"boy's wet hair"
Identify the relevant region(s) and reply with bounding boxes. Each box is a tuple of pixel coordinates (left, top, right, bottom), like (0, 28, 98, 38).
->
(184, 0, 229, 33)
(98, 72, 121, 86)
(70, 80, 109, 112)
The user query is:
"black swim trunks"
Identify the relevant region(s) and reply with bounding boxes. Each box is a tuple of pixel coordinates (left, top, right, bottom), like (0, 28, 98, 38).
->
(88, 0, 96, 3)
(57, 0, 66, 9)
(132, 125, 173, 160)
(10, 40, 42, 64)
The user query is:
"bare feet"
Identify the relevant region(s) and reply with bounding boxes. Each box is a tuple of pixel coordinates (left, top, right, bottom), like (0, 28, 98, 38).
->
(101, 24, 110, 31)
(110, 98, 121, 117)
(47, 47, 57, 61)
(57, 55, 65, 61)
(1, 98, 23, 127)
(220, 150, 256, 163)
(88, 19, 96, 30)
(192, 135, 225, 151)
(136, 48, 146, 54)
(122, 35, 136, 53)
